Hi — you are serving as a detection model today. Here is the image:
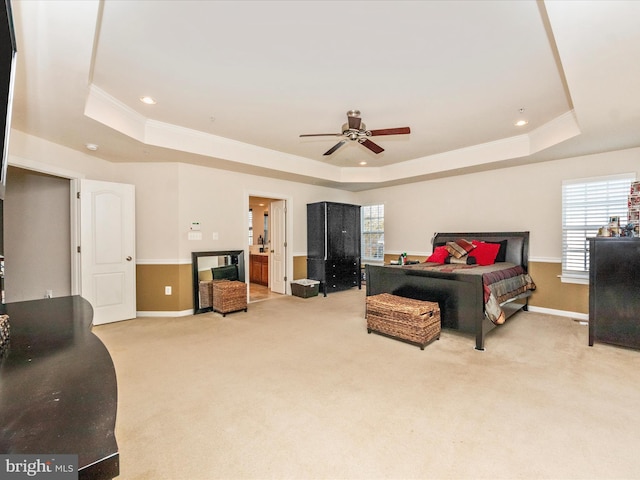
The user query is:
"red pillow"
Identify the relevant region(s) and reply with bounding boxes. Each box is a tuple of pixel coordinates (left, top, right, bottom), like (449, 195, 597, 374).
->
(469, 240, 500, 266)
(426, 245, 449, 264)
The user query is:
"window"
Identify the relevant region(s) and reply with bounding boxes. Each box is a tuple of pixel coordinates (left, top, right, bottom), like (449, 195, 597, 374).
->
(248, 209, 253, 245)
(362, 204, 384, 261)
(562, 173, 635, 281)
(263, 213, 269, 244)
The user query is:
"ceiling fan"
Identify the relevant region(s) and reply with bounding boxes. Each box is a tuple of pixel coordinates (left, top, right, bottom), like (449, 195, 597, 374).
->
(300, 110, 411, 156)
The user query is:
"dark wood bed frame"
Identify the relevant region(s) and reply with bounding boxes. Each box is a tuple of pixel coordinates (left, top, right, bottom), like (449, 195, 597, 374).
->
(365, 232, 532, 351)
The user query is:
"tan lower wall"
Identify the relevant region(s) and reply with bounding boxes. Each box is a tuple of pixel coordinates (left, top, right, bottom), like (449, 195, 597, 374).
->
(528, 262, 588, 314)
(141, 259, 297, 314)
(293, 255, 306, 280)
(178, 264, 193, 311)
(136, 264, 193, 313)
(135, 259, 588, 316)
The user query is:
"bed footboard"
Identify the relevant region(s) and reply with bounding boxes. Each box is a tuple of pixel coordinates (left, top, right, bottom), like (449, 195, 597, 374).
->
(365, 264, 494, 350)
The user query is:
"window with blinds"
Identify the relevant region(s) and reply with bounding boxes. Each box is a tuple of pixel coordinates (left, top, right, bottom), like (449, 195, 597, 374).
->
(562, 173, 635, 278)
(248, 209, 253, 245)
(362, 204, 384, 261)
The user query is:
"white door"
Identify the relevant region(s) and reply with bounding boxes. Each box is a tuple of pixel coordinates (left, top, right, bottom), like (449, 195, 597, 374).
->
(80, 179, 136, 325)
(270, 199, 286, 294)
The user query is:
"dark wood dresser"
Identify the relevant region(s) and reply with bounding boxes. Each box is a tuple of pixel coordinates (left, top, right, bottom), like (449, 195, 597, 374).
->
(0, 296, 119, 479)
(588, 237, 640, 349)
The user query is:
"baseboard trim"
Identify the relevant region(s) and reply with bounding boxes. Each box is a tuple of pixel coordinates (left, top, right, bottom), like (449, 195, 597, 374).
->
(528, 305, 588, 321)
(136, 259, 192, 265)
(136, 306, 588, 321)
(136, 309, 194, 318)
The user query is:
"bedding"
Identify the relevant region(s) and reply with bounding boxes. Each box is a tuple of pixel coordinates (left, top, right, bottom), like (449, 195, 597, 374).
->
(399, 262, 536, 325)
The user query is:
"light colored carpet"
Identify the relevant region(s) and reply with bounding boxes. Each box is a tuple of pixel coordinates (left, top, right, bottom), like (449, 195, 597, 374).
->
(94, 288, 640, 480)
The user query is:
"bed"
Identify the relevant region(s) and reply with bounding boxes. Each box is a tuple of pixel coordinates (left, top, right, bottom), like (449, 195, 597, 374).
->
(365, 231, 536, 350)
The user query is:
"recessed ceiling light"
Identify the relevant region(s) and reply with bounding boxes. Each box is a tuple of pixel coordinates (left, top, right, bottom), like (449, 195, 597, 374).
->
(514, 107, 528, 127)
(139, 96, 157, 105)
(359, 161, 367, 166)
(85, 143, 98, 151)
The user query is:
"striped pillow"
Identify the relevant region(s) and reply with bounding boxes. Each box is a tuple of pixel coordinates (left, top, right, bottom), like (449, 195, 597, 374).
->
(445, 238, 476, 258)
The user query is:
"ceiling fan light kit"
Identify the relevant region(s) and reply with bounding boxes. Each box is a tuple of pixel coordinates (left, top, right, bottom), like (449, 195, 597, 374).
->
(300, 110, 411, 156)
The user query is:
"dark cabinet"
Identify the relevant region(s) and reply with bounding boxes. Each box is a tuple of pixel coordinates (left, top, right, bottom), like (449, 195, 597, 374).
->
(250, 254, 269, 286)
(588, 237, 640, 349)
(307, 201, 361, 296)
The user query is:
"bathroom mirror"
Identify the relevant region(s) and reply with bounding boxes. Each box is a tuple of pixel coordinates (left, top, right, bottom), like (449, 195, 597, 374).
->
(192, 250, 245, 314)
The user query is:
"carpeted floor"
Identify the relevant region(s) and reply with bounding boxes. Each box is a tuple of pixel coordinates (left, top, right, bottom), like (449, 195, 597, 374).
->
(93, 288, 640, 480)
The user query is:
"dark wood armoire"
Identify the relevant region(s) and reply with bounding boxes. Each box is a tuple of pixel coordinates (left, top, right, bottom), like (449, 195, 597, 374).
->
(307, 201, 361, 296)
(588, 237, 640, 349)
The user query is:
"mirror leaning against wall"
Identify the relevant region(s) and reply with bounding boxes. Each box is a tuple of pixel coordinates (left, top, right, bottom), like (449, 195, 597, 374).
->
(191, 250, 245, 314)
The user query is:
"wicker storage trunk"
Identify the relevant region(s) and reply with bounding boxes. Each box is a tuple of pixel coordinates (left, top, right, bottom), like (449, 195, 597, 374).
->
(212, 280, 247, 316)
(366, 293, 440, 349)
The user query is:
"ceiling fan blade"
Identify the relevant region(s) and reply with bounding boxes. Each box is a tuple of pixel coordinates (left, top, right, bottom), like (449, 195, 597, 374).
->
(359, 138, 384, 154)
(324, 141, 346, 155)
(300, 133, 342, 137)
(368, 127, 411, 136)
(348, 115, 361, 130)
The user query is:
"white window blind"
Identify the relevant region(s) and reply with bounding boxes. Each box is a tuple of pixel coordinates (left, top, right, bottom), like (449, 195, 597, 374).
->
(562, 173, 635, 277)
(362, 204, 384, 261)
(248, 209, 253, 245)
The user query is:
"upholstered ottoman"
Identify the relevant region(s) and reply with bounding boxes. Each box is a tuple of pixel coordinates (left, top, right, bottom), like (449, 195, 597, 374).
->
(212, 280, 247, 316)
(366, 293, 440, 349)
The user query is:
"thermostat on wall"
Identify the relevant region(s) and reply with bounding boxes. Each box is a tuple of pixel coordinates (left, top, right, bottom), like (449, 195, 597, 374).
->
(190, 222, 201, 231)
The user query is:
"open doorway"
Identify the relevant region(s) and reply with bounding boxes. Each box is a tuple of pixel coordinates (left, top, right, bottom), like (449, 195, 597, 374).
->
(248, 195, 288, 303)
(4, 166, 72, 302)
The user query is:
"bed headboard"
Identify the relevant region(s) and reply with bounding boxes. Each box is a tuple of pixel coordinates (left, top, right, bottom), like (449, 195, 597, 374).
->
(432, 231, 530, 271)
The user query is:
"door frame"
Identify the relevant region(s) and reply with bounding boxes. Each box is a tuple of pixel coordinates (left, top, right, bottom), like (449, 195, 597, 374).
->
(245, 190, 293, 295)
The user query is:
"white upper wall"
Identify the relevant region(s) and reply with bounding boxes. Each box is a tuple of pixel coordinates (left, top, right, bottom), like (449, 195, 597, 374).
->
(170, 162, 357, 261)
(9, 130, 117, 181)
(8, 127, 639, 264)
(8, 129, 358, 263)
(357, 147, 640, 260)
